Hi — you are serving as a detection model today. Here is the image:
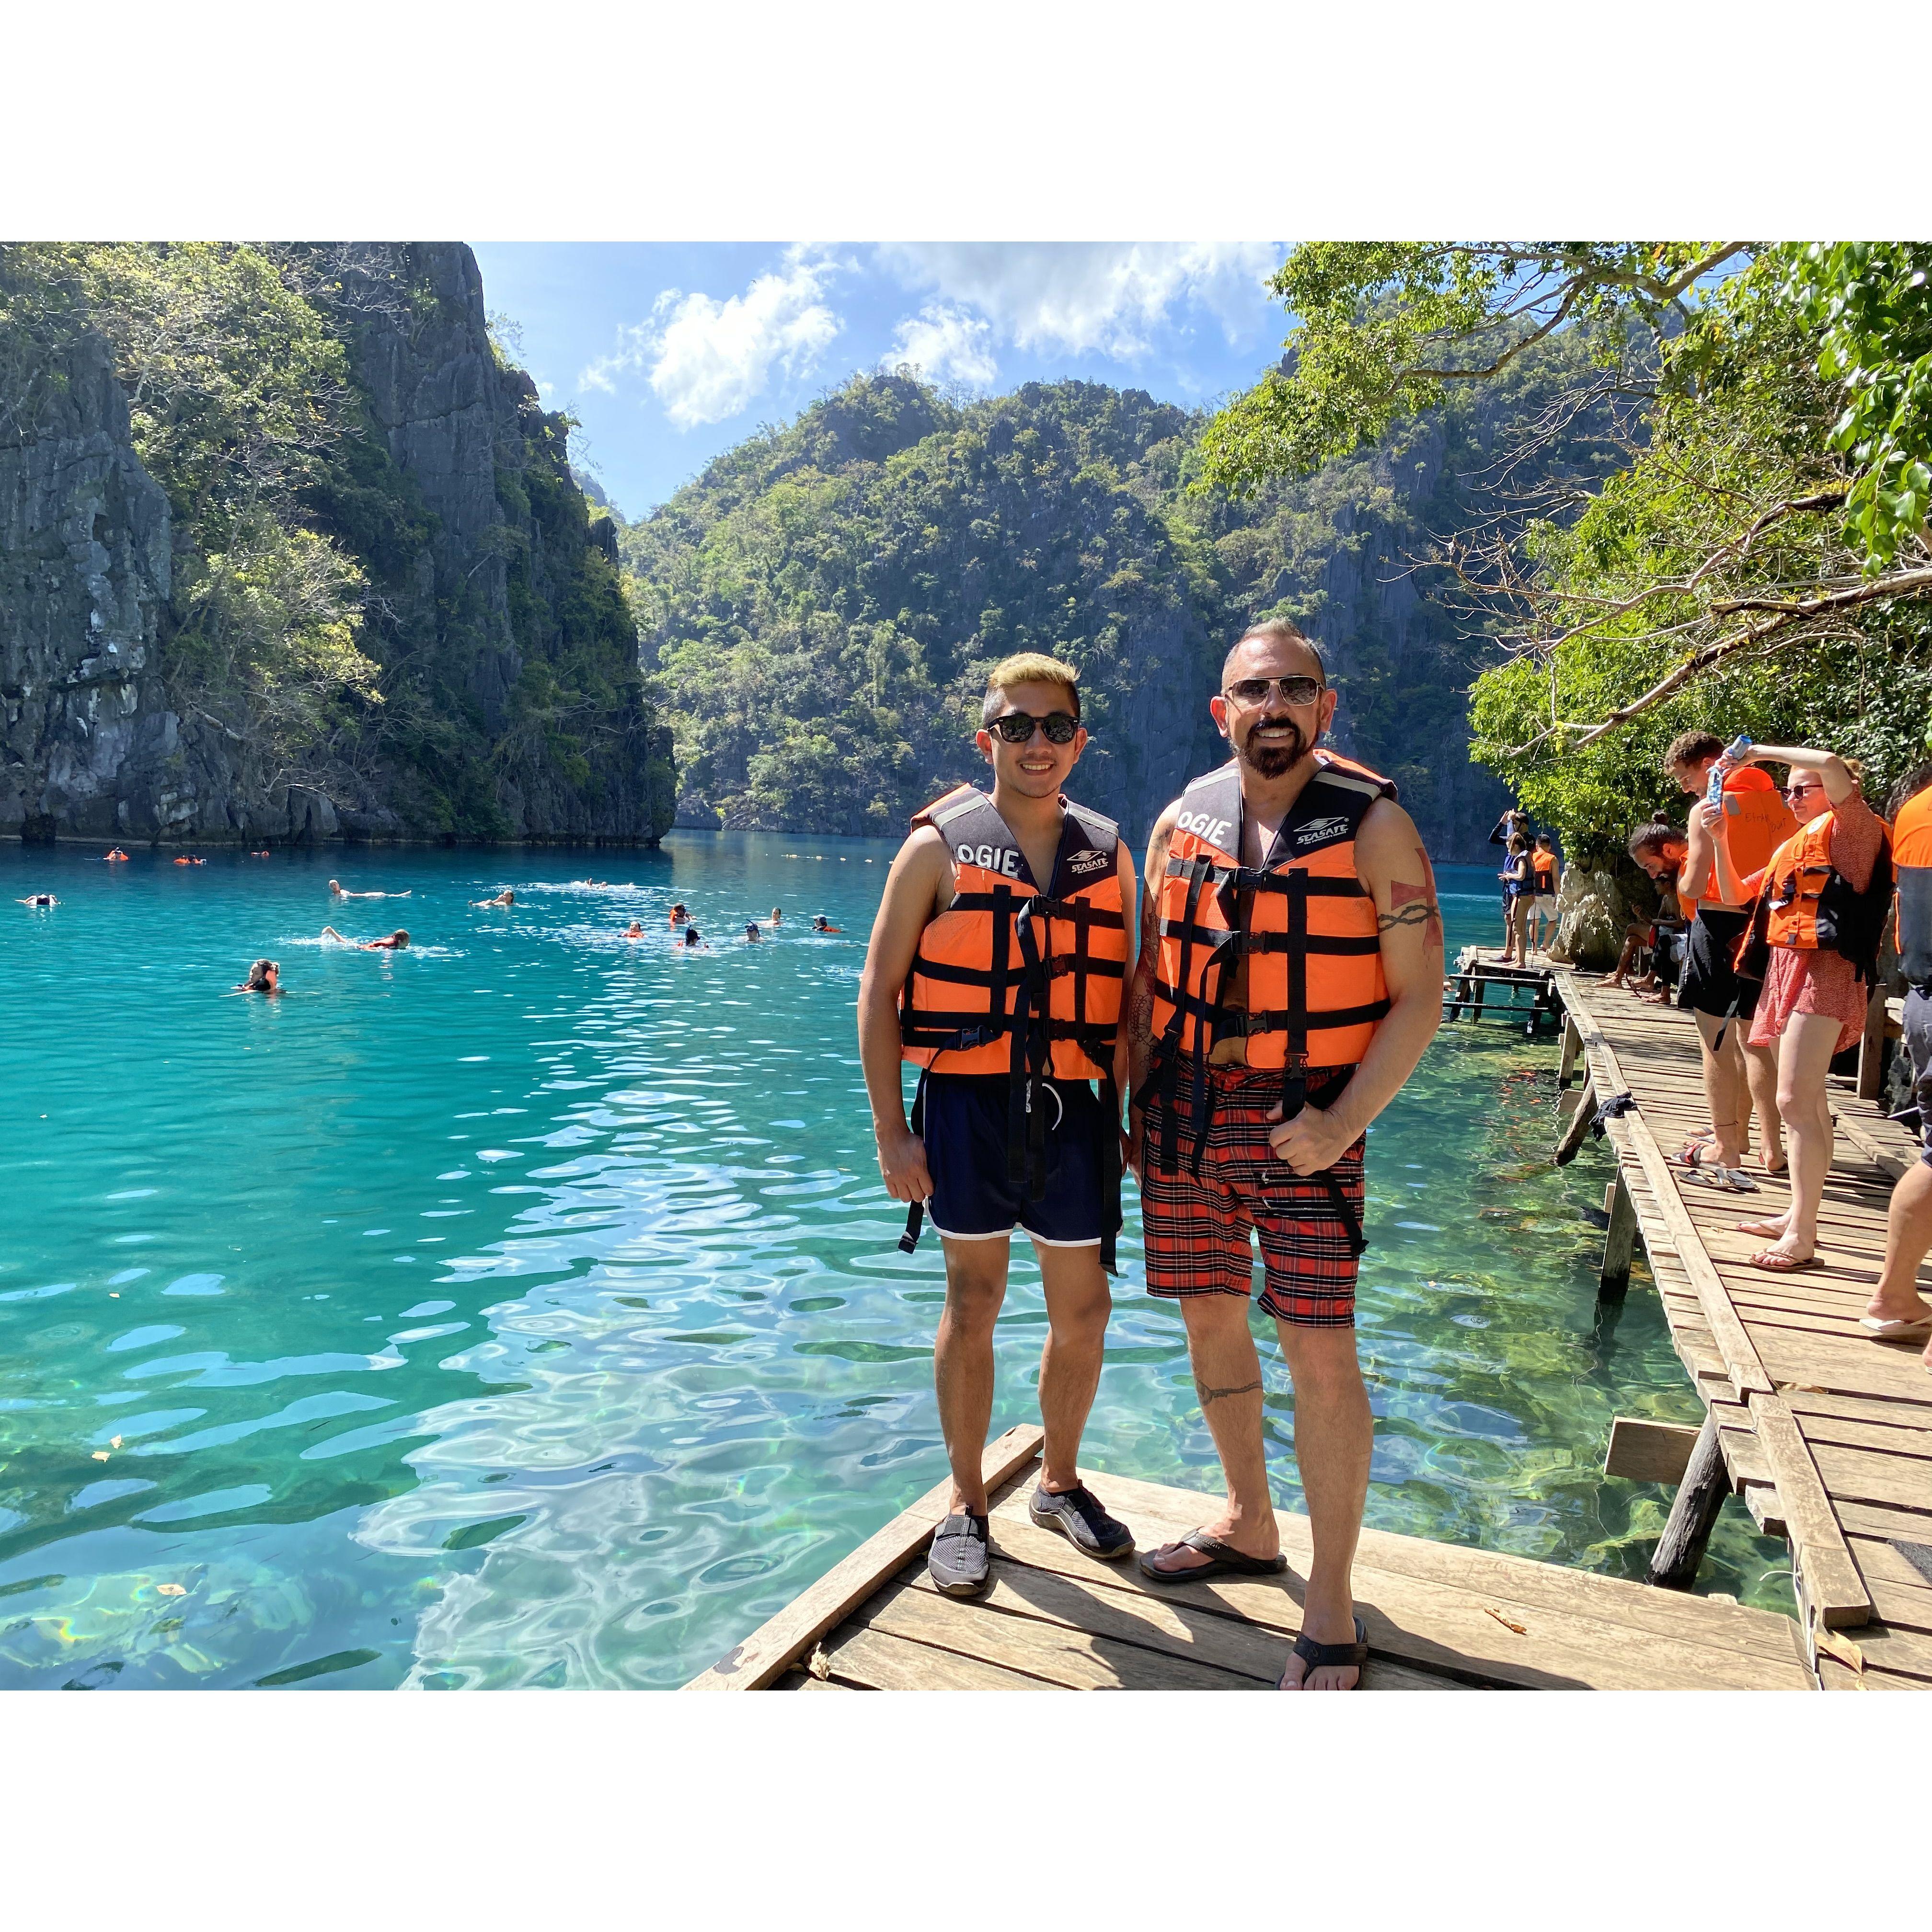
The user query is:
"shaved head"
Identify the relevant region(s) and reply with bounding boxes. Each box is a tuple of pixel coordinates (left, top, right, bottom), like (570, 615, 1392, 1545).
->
(1222, 619, 1326, 690)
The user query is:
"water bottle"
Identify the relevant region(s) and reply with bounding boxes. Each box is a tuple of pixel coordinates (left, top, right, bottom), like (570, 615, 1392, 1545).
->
(1707, 733, 1752, 808)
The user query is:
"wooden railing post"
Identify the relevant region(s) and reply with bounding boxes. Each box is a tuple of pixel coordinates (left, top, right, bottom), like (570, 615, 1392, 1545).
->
(1558, 1010, 1582, 1088)
(1599, 1170, 1638, 1298)
(1645, 1410, 1729, 1590)
(1553, 1074, 1597, 1166)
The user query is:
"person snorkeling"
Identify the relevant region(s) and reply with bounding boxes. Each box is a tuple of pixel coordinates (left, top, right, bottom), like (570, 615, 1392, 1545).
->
(745, 922, 762, 943)
(680, 925, 706, 950)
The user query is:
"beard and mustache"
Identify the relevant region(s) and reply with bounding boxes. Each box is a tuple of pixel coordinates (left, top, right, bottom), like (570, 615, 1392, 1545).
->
(1234, 713, 1310, 778)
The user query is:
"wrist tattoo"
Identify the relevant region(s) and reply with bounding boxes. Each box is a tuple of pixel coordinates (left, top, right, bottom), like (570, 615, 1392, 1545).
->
(1194, 1375, 1263, 1406)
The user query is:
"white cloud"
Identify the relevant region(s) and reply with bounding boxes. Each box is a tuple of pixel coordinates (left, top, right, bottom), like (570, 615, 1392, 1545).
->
(580, 250, 843, 428)
(882, 302, 999, 388)
(876, 242, 1279, 360)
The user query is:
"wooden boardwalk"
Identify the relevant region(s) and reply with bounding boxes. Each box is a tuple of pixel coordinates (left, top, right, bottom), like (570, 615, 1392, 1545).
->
(1537, 954, 1932, 1691)
(685, 1426, 1809, 1691)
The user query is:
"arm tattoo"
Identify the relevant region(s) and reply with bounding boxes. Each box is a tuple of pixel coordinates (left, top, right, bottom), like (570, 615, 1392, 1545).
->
(1195, 1375, 1263, 1406)
(1378, 900, 1441, 932)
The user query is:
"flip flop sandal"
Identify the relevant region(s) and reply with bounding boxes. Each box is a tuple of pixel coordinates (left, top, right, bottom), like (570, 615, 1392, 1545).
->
(1747, 1251, 1818, 1272)
(1282, 1614, 1368, 1689)
(1681, 1165, 1758, 1193)
(1138, 1529, 1288, 1584)
(1860, 1311, 1932, 1338)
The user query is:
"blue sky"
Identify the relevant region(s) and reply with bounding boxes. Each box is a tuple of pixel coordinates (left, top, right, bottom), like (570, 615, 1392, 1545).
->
(471, 242, 1289, 518)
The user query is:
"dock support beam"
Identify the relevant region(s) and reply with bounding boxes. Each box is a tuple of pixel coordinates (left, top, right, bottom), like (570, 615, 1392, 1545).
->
(1599, 1171, 1638, 1299)
(1553, 1074, 1597, 1166)
(1645, 1411, 1729, 1591)
(1559, 1012, 1582, 1090)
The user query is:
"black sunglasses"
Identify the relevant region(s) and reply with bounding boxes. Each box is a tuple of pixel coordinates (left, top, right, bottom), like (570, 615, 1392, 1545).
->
(989, 710, 1080, 745)
(1224, 674, 1323, 707)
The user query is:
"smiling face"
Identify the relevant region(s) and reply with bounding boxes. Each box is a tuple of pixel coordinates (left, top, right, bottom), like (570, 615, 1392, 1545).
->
(975, 678, 1087, 801)
(1210, 632, 1339, 779)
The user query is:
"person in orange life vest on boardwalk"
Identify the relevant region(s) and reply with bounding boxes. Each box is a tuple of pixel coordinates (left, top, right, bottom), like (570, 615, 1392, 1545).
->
(857, 652, 1137, 1600)
(1666, 729, 1796, 1183)
(1124, 619, 1443, 1690)
(1711, 744, 1892, 1272)
(1530, 832, 1562, 956)
(1863, 763, 1932, 1368)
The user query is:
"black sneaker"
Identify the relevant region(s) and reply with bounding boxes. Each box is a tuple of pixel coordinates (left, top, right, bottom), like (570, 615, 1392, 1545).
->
(1029, 1483, 1134, 1561)
(928, 1511, 991, 1597)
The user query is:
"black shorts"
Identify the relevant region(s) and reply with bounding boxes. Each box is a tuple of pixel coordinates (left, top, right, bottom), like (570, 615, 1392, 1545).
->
(1677, 907, 1760, 1021)
(922, 1073, 1108, 1246)
(1904, 987, 1932, 1170)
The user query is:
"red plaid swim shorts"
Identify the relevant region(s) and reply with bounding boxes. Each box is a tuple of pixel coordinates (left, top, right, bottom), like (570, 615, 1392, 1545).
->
(1139, 1064, 1366, 1327)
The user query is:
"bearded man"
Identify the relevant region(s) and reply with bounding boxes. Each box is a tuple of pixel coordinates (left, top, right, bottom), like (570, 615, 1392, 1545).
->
(1127, 619, 1443, 1690)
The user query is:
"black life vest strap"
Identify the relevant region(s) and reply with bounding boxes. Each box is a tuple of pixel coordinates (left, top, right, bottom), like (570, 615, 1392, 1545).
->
(898, 1065, 931, 1254)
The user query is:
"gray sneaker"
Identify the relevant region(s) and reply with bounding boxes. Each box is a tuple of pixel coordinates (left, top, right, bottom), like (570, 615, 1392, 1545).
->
(1029, 1483, 1134, 1560)
(927, 1511, 991, 1597)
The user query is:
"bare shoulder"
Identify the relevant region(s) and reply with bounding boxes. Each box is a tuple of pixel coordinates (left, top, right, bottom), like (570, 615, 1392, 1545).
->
(1145, 799, 1182, 863)
(1354, 796, 1428, 876)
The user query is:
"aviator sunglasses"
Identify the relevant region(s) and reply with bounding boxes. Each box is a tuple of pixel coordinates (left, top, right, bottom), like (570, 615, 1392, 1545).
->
(1224, 674, 1323, 706)
(989, 710, 1081, 745)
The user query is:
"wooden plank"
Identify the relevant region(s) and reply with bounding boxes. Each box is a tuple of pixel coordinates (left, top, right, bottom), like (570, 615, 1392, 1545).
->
(1647, 1411, 1730, 1590)
(682, 1424, 1046, 1689)
(773, 1669, 858, 1691)
(1600, 1171, 1639, 1296)
(1004, 1474, 1808, 1687)
(1553, 1073, 1598, 1166)
(859, 1578, 1261, 1690)
(1748, 1394, 1875, 1628)
(816, 1620, 1058, 1692)
(1807, 1439, 1932, 1513)
(1605, 1415, 1701, 1484)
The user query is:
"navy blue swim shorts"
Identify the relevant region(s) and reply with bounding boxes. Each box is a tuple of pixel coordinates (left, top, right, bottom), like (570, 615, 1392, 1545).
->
(921, 1072, 1107, 1246)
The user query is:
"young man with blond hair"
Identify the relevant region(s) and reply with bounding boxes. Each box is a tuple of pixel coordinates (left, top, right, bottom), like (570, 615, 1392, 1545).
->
(1127, 618, 1442, 1689)
(858, 652, 1137, 1598)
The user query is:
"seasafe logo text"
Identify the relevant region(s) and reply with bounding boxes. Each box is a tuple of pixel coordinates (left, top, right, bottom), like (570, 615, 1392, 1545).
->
(958, 842, 1023, 876)
(1294, 815, 1350, 849)
(1175, 809, 1233, 849)
(1066, 848, 1110, 876)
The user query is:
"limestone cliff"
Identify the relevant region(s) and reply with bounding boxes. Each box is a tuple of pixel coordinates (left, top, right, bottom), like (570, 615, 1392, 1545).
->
(0, 243, 675, 845)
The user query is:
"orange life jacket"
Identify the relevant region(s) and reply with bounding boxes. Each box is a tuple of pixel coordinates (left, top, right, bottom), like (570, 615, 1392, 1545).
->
(1531, 851, 1557, 891)
(1762, 808, 1894, 977)
(1894, 785, 1932, 989)
(1146, 752, 1394, 1186)
(1695, 766, 1795, 908)
(897, 784, 1127, 1264)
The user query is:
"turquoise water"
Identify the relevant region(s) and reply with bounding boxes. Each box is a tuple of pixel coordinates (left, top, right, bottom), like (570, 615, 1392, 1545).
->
(0, 841, 1789, 1689)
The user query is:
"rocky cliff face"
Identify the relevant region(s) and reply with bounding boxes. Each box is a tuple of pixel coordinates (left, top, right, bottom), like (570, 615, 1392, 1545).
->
(0, 243, 675, 845)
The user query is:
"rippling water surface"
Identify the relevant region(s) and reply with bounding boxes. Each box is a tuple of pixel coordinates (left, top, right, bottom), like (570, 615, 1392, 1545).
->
(0, 839, 1790, 1688)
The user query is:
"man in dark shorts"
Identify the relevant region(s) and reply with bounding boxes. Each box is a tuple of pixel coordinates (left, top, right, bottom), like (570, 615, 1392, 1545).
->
(1665, 730, 1792, 1178)
(1127, 619, 1443, 1689)
(1864, 766, 1932, 1365)
(858, 652, 1137, 1598)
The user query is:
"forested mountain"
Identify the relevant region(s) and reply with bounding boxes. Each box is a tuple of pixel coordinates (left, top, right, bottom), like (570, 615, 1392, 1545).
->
(618, 361, 1613, 856)
(0, 243, 674, 845)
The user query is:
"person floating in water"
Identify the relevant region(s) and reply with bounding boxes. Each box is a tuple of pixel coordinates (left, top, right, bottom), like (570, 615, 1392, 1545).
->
(250, 850, 271, 859)
(322, 926, 410, 950)
(744, 922, 761, 942)
(234, 958, 282, 994)
(330, 879, 408, 899)
(575, 877, 604, 887)
(18, 892, 59, 907)
(474, 889, 515, 908)
(104, 848, 129, 862)
(681, 925, 706, 949)
(811, 914, 841, 933)
(623, 920, 644, 938)
(668, 902, 689, 926)
(769, 906, 783, 925)
(172, 855, 205, 866)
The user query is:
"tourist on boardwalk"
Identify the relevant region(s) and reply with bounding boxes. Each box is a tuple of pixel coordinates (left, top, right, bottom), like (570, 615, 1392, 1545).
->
(1864, 766, 1932, 1364)
(858, 652, 1135, 1600)
(1666, 731, 1794, 1183)
(1716, 744, 1891, 1271)
(1620, 818, 1690, 1003)
(1127, 619, 1443, 1689)
(1498, 833, 1534, 964)
(1530, 833, 1562, 956)
(1488, 806, 1530, 950)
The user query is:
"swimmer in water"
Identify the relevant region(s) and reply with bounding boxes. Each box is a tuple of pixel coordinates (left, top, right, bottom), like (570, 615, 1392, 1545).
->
(322, 926, 411, 950)
(624, 920, 644, 938)
(745, 922, 761, 943)
(18, 892, 59, 907)
(682, 925, 705, 949)
(172, 855, 205, 866)
(769, 906, 783, 925)
(575, 877, 604, 887)
(330, 879, 408, 899)
(668, 903, 689, 926)
(250, 850, 271, 859)
(811, 914, 842, 933)
(104, 848, 129, 862)
(474, 889, 515, 908)
(234, 958, 282, 994)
